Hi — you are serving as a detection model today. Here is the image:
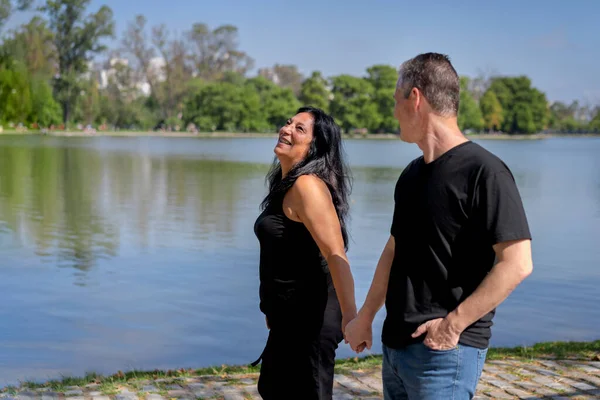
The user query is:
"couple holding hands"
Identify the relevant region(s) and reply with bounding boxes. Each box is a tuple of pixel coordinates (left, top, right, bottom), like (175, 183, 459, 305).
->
(252, 53, 533, 400)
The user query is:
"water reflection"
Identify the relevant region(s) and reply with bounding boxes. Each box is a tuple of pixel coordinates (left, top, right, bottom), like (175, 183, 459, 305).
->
(0, 142, 270, 276)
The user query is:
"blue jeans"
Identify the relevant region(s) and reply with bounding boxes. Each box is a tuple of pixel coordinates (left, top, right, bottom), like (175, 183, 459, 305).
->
(382, 342, 488, 400)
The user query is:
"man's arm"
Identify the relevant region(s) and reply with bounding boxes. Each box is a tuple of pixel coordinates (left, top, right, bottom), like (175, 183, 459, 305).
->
(446, 239, 532, 332)
(412, 238, 533, 349)
(358, 235, 395, 322)
(345, 235, 395, 351)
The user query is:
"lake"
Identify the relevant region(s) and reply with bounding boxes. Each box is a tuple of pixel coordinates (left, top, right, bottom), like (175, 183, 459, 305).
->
(0, 135, 599, 386)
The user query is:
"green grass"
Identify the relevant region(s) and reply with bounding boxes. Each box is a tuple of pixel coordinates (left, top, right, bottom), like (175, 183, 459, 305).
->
(4, 340, 598, 393)
(486, 340, 600, 361)
(335, 354, 383, 374)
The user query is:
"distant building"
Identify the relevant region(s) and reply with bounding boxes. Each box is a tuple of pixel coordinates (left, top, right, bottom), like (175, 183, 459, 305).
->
(86, 56, 168, 98)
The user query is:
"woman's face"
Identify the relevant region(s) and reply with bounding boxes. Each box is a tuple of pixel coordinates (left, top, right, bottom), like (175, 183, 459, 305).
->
(274, 112, 315, 167)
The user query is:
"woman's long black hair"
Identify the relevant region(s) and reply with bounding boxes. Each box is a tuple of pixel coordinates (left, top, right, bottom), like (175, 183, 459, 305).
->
(260, 106, 352, 250)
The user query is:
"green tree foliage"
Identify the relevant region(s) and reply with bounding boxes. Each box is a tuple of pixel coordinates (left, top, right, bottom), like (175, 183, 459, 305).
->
(74, 75, 100, 125)
(330, 74, 381, 133)
(245, 76, 300, 129)
(366, 65, 398, 132)
(480, 90, 503, 132)
(30, 75, 62, 126)
(183, 76, 300, 133)
(0, 8, 597, 134)
(0, 60, 31, 123)
(547, 101, 595, 131)
(486, 76, 549, 134)
(187, 23, 254, 81)
(589, 108, 600, 130)
(184, 81, 265, 132)
(3, 16, 55, 78)
(458, 76, 484, 131)
(259, 64, 303, 96)
(299, 71, 329, 111)
(41, 0, 114, 124)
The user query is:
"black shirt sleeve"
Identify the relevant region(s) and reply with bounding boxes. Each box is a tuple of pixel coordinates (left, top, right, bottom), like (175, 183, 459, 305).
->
(475, 170, 532, 246)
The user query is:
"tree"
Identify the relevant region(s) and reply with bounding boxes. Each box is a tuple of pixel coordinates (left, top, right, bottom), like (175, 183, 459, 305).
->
(187, 23, 253, 81)
(151, 24, 193, 123)
(329, 74, 381, 133)
(2, 16, 56, 78)
(547, 100, 591, 131)
(366, 64, 397, 90)
(480, 90, 503, 132)
(184, 81, 265, 132)
(299, 71, 330, 111)
(41, 0, 114, 125)
(259, 64, 303, 96)
(29, 75, 62, 126)
(366, 65, 398, 132)
(487, 76, 549, 134)
(123, 15, 192, 124)
(468, 68, 496, 101)
(513, 106, 536, 134)
(458, 76, 483, 131)
(528, 88, 549, 132)
(97, 57, 150, 129)
(246, 76, 300, 130)
(0, 60, 32, 124)
(589, 107, 600, 131)
(74, 74, 100, 125)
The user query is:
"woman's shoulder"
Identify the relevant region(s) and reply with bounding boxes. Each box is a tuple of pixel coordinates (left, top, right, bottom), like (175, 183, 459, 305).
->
(288, 174, 331, 202)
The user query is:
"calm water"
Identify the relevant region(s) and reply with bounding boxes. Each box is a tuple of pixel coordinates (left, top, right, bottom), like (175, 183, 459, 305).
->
(0, 135, 599, 385)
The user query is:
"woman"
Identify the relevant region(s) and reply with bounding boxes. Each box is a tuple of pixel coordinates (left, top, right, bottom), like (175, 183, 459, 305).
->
(253, 106, 358, 399)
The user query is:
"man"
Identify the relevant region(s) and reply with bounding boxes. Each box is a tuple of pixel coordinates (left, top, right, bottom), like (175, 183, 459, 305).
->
(344, 53, 533, 399)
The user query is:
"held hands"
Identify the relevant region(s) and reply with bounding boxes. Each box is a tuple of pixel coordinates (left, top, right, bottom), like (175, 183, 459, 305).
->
(411, 317, 462, 351)
(344, 314, 373, 354)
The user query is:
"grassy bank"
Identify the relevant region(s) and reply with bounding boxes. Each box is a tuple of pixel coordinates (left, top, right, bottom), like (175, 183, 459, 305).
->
(2, 129, 600, 140)
(3, 340, 598, 393)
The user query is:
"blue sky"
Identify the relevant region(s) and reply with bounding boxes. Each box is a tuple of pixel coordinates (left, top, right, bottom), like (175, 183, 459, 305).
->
(7, 0, 600, 103)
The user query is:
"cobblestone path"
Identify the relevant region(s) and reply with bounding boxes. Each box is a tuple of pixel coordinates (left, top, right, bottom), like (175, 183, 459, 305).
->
(2, 359, 599, 399)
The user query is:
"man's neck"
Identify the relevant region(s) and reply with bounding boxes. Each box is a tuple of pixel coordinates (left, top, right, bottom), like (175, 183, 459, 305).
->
(417, 117, 468, 164)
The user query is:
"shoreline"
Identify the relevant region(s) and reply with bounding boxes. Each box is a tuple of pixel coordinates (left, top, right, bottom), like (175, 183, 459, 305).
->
(2, 340, 598, 393)
(1, 130, 599, 140)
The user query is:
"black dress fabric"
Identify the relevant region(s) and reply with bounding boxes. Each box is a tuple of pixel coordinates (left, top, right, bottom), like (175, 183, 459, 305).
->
(253, 197, 343, 399)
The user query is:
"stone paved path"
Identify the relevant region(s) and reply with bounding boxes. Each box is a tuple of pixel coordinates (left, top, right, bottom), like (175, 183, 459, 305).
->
(2, 359, 599, 399)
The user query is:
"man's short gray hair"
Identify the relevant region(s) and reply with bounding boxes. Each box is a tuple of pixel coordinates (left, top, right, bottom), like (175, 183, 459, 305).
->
(397, 53, 460, 116)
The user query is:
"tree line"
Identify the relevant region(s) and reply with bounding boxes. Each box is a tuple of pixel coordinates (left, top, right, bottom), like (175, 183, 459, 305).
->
(0, 0, 598, 134)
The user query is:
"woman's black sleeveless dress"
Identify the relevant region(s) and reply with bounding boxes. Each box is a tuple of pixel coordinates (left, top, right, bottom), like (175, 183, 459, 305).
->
(253, 195, 343, 399)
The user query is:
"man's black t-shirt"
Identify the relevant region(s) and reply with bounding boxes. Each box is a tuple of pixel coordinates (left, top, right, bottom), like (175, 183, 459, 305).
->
(382, 141, 531, 350)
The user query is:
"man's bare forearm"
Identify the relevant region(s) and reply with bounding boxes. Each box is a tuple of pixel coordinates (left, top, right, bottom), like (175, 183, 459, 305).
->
(447, 257, 532, 332)
(358, 235, 395, 322)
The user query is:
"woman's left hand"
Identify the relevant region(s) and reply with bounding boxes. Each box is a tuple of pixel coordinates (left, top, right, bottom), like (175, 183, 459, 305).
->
(342, 313, 356, 335)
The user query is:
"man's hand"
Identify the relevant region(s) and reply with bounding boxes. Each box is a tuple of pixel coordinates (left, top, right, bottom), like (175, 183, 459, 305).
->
(344, 314, 373, 353)
(411, 317, 462, 351)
